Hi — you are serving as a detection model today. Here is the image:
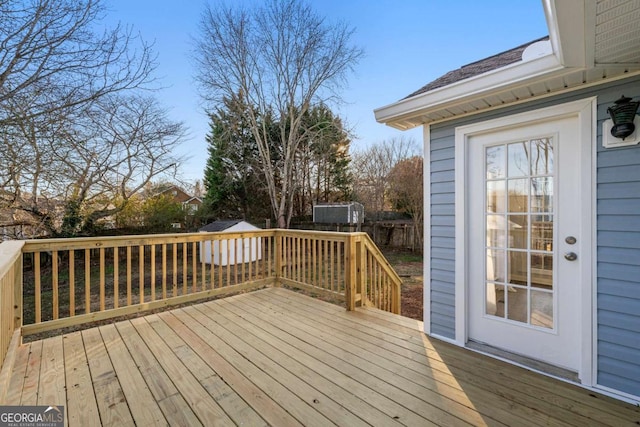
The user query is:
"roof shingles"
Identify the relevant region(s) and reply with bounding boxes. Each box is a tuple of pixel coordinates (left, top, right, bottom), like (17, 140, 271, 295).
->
(403, 36, 549, 99)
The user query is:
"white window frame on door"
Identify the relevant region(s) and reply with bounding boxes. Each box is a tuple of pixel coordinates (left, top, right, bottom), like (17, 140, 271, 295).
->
(453, 97, 596, 386)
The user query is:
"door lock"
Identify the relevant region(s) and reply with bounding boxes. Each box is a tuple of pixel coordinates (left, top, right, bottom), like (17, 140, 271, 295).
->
(564, 252, 578, 261)
(565, 236, 577, 245)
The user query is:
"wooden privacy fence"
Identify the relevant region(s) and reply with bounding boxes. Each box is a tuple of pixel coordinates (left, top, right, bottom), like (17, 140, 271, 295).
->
(1, 229, 401, 338)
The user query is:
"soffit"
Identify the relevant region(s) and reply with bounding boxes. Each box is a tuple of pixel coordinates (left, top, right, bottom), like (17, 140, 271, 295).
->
(595, 0, 640, 66)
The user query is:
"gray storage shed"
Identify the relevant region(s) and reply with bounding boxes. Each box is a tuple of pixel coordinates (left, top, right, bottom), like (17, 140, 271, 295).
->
(313, 202, 364, 225)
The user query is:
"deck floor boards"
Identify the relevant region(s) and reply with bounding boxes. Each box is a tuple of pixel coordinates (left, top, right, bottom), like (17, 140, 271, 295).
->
(1, 287, 639, 426)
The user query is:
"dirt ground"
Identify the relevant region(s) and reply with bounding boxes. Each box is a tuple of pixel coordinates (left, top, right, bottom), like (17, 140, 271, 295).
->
(381, 247, 423, 321)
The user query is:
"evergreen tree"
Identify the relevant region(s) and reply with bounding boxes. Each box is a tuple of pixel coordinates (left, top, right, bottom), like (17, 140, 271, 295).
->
(203, 93, 271, 220)
(294, 105, 353, 217)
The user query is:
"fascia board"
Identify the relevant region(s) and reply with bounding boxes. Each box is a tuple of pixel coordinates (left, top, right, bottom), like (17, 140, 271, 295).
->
(546, 0, 588, 67)
(374, 53, 567, 126)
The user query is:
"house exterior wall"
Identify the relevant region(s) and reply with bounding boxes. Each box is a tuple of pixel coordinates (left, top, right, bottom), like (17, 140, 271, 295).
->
(427, 75, 640, 398)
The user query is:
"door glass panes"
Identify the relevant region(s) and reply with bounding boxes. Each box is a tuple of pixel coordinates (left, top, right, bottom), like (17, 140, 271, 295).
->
(486, 215, 506, 247)
(508, 215, 528, 249)
(531, 178, 553, 212)
(530, 139, 554, 175)
(486, 181, 506, 212)
(508, 179, 528, 212)
(486, 249, 505, 282)
(508, 142, 529, 177)
(486, 283, 504, 316)
(484, 138, 554, 329)
(486, 146, 506, 179)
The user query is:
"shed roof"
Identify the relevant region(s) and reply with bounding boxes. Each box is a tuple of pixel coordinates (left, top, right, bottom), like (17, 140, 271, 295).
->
(199, 220, 244, 232)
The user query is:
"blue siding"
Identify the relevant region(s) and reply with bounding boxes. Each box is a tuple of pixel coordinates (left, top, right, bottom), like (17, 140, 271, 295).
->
(429, 127, 456, 339)
(427, 75, 640, 397)
(596, 80, 640, 397)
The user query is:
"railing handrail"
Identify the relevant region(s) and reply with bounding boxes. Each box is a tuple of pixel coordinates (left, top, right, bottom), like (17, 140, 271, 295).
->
(21, 229, 351, 253)
(21, 229, 277, 252)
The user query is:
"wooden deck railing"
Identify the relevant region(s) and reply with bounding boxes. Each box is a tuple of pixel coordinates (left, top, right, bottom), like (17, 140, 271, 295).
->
(1, 229, 402, 339)
(359, 233, 402, 314)
(278, 230, 348, 300)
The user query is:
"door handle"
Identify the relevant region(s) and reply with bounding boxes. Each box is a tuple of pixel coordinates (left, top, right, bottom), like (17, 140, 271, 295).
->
(564, 252, 578, 261)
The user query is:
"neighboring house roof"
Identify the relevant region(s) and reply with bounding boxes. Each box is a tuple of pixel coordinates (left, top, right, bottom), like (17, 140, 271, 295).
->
(374, 1, 640, 130)
(199, 220, 243, 232)
(157, 185, 192, 203)
(185, 196, 203, 205)
(404, 37, 549, 98)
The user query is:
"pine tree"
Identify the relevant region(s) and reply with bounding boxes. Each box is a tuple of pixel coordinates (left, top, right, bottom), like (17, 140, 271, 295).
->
(294, 105, 353, 217)
(202, 93, 271, 220)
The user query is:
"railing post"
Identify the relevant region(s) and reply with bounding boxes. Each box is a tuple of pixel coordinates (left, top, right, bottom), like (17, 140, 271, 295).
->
(393, 283, 401, 314)
(356, 235, 365, 308)
(345, 234, 357, 311)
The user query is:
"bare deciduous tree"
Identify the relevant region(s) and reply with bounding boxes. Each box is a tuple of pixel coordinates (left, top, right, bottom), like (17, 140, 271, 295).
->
(0, 1, 185, 237)
(351, 136, 419, 219)
(0, 0, 155, 127)
(388, 156, 424, 251)
(1, 94, 185, 236)
(194, 0, 362, 227)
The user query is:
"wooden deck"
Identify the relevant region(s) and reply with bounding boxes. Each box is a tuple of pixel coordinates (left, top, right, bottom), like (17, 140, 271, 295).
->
(1, 287, 639, 426)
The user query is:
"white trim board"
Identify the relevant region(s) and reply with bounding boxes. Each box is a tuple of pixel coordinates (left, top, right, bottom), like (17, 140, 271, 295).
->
(453, 97, 596, 386)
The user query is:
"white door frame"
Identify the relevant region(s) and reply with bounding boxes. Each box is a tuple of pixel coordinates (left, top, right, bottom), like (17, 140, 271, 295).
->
(453, 97, 596, 385)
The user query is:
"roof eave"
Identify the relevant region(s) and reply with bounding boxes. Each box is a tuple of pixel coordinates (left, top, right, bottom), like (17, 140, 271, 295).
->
(374, 0, 595, 130)
(374, 53, 568, 130)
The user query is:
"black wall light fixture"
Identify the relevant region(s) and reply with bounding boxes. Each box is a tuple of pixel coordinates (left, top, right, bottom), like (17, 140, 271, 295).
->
(607, 95, 640, 140)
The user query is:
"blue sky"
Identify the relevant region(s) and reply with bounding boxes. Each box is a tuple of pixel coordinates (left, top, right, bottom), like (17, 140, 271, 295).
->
(105, 1, 549, 183)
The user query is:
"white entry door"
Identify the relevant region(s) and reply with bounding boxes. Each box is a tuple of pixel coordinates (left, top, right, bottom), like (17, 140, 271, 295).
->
(466, 114, 586, 372)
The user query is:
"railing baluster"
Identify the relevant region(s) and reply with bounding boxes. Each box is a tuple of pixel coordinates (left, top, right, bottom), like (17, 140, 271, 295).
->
(162, 243, 167, 299)
(192, 241, 197, 293)
(218, 238, 223, 289)
(336, 242, 342, 293)
(139, 245, 145, 303)
(50, 250, 58, 320)
(85, 249, 91, 314)
(330, 240, 335, 291)
(241, 237, 246, 283)
(183, 242, 188, 295)
(311, 238, 317, 287)
(126, 246, 132, 306)
(233, 238, 238, 285)
(246, 238, 255, 281)
(69, 250, 75, 316)
(113, 247, 119, 309)
(151, 244, 156, 301)
(225, 238, 230, 287)
(320, 239, 325, 288)
(172, 243, 178, 297)
(99, 248, 105, 312)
